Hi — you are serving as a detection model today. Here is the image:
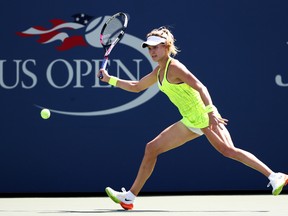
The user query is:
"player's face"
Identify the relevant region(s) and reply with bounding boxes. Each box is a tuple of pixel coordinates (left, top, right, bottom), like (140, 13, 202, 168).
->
(148, 44, 167, 62)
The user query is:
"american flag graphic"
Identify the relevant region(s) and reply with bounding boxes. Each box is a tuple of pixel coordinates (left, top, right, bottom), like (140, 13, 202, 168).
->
(17, 13, 94, 51)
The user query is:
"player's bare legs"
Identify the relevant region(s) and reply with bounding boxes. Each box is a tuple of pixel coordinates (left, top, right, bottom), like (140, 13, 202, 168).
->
(105, 123, 287, 210)
(202, 125, 288, 195)
(130, 121, 201, 196)
(202, 125, 273, 177)
(105, 121, 200, 210)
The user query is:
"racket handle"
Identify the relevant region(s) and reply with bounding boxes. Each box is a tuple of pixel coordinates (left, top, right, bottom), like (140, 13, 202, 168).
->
(99, 72, 104, 79)
(99, 57, 108, 79)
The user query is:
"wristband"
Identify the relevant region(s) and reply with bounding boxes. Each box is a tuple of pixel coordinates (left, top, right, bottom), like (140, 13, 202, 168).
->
(108, 76, 118, 86)
(205, 104, 215, 113)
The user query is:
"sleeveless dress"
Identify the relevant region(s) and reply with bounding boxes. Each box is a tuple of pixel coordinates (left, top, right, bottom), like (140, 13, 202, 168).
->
(157, 58, 216, 129)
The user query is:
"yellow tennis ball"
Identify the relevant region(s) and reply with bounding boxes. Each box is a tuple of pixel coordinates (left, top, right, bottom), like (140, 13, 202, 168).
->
(40, 108, 51, 119)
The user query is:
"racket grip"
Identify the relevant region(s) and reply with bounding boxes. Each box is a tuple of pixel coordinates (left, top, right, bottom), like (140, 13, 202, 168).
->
(99, 58, 108, 79)
(99, 72, 104, 79)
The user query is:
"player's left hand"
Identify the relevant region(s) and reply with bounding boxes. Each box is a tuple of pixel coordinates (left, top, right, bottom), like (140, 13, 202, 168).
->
(208, 112, 228, 130)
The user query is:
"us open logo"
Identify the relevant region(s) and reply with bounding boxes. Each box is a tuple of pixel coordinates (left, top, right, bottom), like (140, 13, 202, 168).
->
(4, 13, 159, 116)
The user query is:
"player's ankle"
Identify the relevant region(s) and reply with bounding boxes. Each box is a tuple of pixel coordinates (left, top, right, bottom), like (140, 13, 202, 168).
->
(126, 190, 136, 202)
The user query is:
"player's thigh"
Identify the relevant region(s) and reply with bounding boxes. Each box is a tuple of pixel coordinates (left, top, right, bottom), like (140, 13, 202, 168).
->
(202, 124, 234, 152)
(148, 121, 201, 154)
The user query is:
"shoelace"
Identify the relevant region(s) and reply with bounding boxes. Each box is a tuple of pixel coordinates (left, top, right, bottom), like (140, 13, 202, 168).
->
(121, 187, 127, 193)
(267, 181, 271, 188)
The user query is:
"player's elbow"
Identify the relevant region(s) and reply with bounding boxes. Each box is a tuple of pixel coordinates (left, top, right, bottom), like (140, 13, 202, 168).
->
(131, 87, 143, 93)
(130, 82, 144, 93)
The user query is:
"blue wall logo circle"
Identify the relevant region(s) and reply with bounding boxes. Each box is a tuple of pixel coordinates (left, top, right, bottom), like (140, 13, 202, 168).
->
(15, 13, 159, 116)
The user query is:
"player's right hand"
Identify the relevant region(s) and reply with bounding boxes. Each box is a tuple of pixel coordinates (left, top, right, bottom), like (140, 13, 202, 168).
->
(97, 69, 109, 82)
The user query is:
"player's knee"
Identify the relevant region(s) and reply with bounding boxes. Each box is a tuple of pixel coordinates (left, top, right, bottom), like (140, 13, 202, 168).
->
(144, 141, 160, 158)
(220, 146, 237, 159)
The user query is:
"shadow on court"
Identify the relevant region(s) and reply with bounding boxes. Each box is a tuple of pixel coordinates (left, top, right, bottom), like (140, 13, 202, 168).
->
(50, 209, 270, 214)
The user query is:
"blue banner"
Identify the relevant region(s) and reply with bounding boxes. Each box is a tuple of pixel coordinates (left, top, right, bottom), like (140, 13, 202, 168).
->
(1, 0, 288, 194)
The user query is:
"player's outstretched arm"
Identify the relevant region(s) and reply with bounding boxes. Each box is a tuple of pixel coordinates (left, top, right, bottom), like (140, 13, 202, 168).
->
(98, 68, 157, 93)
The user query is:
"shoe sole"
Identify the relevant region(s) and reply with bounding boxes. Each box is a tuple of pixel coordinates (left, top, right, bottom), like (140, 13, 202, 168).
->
(105, 187, 120, 204)
(120, 202, 133, 210)
(273, 176, 288, 196)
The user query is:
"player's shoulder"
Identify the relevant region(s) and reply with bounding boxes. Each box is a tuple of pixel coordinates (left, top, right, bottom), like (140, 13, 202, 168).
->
(150, 65, 160, 77)
(170, 58, 188, 71)
(152, 65, 160, 73)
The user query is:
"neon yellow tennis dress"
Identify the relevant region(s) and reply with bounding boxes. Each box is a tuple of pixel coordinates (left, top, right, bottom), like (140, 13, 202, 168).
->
(157, 58, 213, 129)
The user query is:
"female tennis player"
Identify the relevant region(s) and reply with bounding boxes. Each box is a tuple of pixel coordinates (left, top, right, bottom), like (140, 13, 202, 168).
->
(98, 26, 288, 210)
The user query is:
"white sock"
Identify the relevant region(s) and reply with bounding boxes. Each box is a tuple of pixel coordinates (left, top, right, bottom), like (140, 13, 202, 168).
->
(126, 191, 136, 201)
(268, 172, 277, 181)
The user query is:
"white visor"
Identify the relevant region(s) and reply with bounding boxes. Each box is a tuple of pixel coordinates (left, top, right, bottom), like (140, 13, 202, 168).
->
(142, 36, 166, 48)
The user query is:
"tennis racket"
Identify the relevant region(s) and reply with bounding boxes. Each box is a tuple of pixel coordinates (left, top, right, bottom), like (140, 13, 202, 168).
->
(98, 12, 128, 79)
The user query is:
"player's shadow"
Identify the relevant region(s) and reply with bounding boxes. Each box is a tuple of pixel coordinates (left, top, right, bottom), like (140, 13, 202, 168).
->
(56, 209, 269, 214)
(56, 209, 170, 213)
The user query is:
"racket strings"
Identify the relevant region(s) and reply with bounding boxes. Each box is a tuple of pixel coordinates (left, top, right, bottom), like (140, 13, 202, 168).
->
(102, 16, 125, 45)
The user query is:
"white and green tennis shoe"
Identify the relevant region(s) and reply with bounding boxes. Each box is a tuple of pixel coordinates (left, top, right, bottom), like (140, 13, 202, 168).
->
(267, 172, 288, 195)
(105, 187, 135, 210)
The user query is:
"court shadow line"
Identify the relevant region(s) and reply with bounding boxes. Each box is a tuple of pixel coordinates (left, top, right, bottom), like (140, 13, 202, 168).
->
(52, 209, 269, 214)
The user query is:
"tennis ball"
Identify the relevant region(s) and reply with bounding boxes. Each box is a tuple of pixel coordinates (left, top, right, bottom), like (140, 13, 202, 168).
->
(40, 108, 51, 119)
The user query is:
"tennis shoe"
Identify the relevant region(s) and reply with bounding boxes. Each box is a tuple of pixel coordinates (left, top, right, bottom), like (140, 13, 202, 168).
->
(105, 187, 134, 210)
(267, 172, 288, 195)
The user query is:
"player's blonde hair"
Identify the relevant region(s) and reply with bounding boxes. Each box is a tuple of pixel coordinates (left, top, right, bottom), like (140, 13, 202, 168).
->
(146, 26, 180, 56)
